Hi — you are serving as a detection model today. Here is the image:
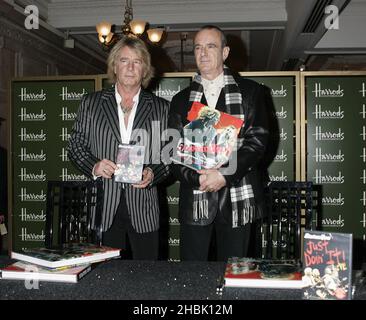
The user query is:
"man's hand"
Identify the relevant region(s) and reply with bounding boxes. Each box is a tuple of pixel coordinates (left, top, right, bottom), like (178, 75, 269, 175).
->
(199, 174, 207, 186)
(133, 168, 154, 189)
(198, 169, 226, 192)
(93, 159, 118, 179)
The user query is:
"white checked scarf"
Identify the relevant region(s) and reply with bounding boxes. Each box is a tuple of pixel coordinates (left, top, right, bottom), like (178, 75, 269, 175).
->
(190, 65, 256, 227)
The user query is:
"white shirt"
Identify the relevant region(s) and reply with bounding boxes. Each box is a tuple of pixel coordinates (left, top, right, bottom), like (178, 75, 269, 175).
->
(201, 72, 224, 108)
(115, 85, 140, 144)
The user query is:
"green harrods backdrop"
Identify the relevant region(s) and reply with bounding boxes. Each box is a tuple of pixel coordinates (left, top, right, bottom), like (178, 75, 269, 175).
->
(305, 75, 366, 247)
(10, 72, 366, 261)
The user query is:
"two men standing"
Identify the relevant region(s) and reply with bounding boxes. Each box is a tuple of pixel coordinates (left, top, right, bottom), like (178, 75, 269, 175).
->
(68, 26, 271, 262)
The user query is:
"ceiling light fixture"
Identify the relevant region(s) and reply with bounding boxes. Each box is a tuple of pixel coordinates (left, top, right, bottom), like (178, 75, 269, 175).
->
(96, 0, 165, 50)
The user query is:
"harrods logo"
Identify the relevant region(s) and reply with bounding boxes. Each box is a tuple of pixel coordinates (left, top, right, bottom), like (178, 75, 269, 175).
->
(312, 126, 345, 141)
(361, 126, 366, 141)
(18, 148, 46, 162)
(59, 107, 77, 121)
(360, 212, 366, 229)
(20, 208, 46, 222)
(154, 84, 182, 101)
(18, 187, 46, 202)
(322, 214, 345, 228)
(312, 83, 344, 98)
(169, 217, 180, 226)
(322, 193, 345, 206)
(60, 127, 71, 141)
(276, 106, 287, 119)
(361, 191, 366, 206)
(313, 169, 345, 184)
(313, 147, 345, 163)
(19, 168, 46, 182)
(361, 104, 366, 119)
(262, 239, 286, 249)
(361, 148, 366, 163)
(18, 88, 46, 101)
(60, 87, 87, 101)
(271, 85, 287, 98)
(167, 195, 179, 205)
(19, 128, 46, 142)
(360, 82, 366, 98)
(274, 149, 287, 162)
(60, 168, 87, 181)
(59, 148, 69, 162)
(19, 228, 45, 242)
(361, 213, 366, 229)
(312, 104, 344, 119)
(279, 128, 287, 141)
(18, 108, 46, 121)
(361, 169, 366, 185)
(168, 237, 180, 246)
(269, 171, 288, 181)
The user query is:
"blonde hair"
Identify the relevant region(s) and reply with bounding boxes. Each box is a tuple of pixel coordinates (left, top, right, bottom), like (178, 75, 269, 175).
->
(107, 36, 154, 88)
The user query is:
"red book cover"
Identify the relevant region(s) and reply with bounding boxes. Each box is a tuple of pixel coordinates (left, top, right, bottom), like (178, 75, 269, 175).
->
(171, 102, 244, 171)
(11, 243, 120, 269)
(1, 261, 92, 283)
(224, 257, 304, 289)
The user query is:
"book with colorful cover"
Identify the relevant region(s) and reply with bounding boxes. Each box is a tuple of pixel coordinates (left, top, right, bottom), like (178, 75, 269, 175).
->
(114, 144, 145, 183)
(11, 243, 120, 269)
(224, 257, 305, 289)
(302, 230, 353, 300)
(0, 261, 92, 283)
(171, 102, 244, 171)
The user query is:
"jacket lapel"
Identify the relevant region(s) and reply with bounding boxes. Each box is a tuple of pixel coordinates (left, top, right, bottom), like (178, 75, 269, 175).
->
(130, 90, 153, 142)
(215, 90, 226, 112)
(100, 87, 121, 144)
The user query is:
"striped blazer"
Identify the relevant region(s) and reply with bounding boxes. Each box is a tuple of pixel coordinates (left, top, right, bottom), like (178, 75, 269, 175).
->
(67, 87, 169, 233)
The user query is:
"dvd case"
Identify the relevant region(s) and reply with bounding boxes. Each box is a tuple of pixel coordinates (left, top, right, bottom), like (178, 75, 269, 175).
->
(114, 144, 145, 183)
(302, 230, 353, 300)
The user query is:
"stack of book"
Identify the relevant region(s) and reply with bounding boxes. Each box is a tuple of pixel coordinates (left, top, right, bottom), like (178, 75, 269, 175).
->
(0, 243, 120, 283)
(224, 257, 305, 289)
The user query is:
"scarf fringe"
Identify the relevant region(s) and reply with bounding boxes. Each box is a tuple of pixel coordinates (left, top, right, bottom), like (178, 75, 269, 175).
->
(193, 192, 209, 220)
(232, 205, 255, 228)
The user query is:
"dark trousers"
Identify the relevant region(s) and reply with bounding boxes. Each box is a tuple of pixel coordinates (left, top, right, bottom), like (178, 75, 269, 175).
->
(180, 220, 251, 262)
(102, 191, 159, 260)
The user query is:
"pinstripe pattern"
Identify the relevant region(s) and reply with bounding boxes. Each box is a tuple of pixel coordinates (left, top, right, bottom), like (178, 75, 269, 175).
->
(67, 88, 169, 233)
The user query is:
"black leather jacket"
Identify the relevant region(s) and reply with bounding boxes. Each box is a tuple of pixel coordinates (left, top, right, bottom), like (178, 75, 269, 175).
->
(168, 76, 275, 225)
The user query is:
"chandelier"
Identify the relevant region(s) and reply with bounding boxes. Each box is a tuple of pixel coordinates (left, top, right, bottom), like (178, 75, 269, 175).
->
(96, 0, 164, 50)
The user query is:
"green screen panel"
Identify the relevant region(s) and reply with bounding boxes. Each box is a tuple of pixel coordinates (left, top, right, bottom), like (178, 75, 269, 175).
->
(11, 79, 96, 251)
(243, 75, 297, 181)
(305, 75, 366, 242)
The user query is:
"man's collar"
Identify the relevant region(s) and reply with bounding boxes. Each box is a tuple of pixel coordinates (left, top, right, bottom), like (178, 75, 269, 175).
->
(201, 72, 224, 87)
(115, 84, 141, 104)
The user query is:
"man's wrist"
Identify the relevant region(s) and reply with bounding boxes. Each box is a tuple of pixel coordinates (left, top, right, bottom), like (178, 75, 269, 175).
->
(92, 164, 101, 180)
(145, 167, 154, 184)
